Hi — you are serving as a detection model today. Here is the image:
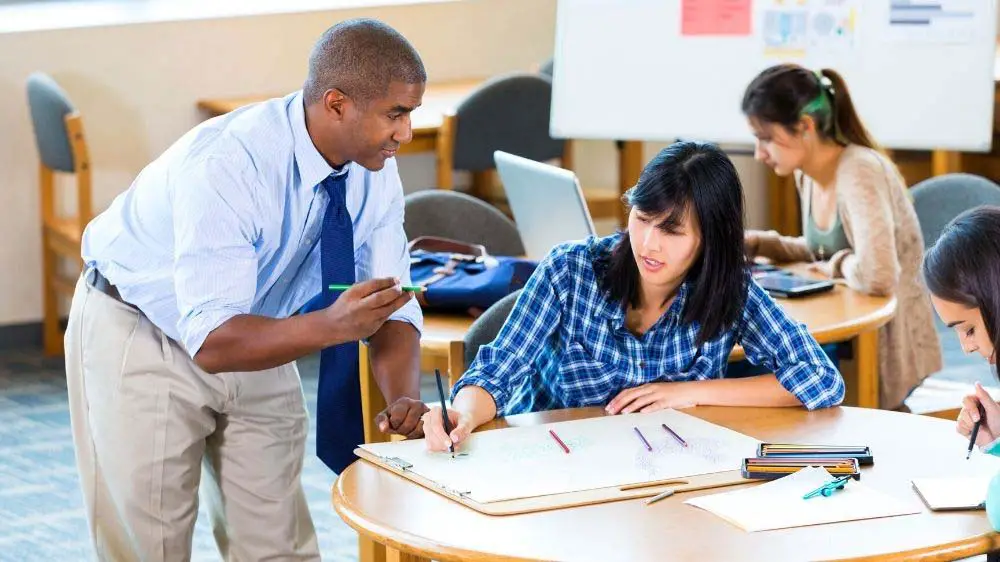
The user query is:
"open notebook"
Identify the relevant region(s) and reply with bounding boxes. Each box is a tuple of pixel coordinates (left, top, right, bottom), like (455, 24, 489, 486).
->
(912, 477, 991, 511)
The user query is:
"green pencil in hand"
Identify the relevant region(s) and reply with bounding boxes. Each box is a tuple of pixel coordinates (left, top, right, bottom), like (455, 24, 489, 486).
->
(328, 284, 424, 292)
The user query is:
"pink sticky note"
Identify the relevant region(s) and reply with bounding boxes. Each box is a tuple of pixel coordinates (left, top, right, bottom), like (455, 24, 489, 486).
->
(682, 0, 752, 36)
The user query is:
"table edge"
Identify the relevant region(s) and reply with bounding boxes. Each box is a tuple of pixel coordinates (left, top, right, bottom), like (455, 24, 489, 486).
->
(331, 405, 999, 562)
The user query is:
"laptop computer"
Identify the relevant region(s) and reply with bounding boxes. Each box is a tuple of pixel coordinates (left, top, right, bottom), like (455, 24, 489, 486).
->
(493, 150, 598, 259)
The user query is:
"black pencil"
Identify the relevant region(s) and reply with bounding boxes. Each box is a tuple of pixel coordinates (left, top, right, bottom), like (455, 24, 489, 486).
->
(968, 403, 986, 460)
(434, 369, 455, 458)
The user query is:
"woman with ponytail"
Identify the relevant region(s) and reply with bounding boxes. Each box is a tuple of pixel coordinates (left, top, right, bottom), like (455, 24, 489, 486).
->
(420, 141, 844, 453)
(741, 63, 941, 410)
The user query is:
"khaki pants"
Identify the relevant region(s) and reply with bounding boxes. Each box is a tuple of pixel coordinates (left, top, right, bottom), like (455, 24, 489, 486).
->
(64, 269, 320, 561)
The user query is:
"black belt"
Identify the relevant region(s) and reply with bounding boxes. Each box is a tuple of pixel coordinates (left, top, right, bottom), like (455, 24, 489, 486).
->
(90, 268, 124, 303)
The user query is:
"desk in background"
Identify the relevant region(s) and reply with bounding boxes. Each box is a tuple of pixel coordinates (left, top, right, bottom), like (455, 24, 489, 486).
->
(336, 406, 1000, 562)
(196, 80, 645, 225)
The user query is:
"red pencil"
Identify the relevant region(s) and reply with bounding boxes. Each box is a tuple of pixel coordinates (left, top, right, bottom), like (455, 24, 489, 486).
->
(549, 429, 571, 454)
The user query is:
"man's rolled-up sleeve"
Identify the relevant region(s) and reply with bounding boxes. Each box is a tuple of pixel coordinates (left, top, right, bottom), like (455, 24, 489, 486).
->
(172, 156, 259, 357)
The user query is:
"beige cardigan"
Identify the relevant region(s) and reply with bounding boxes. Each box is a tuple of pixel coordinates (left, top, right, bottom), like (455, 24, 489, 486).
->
(754, 145, 942, 409)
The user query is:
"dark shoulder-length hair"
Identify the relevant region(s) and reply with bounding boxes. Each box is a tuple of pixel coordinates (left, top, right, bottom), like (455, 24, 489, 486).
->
(923, 205, 1000, 365)
(597, 140, 748, 345)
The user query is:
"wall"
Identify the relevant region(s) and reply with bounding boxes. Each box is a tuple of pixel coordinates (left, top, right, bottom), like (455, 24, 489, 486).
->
(0, 0, 769, 327)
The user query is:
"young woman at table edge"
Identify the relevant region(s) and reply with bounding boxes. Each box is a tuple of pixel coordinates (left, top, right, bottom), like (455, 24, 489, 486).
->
(932, 206, 1000, 531)
(741, 63, 941, 410)
(422, 141, 845, 452)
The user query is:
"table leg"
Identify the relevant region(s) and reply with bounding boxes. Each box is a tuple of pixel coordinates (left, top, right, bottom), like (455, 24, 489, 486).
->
(360, 342, 390, 445)
(447, 340, 465, 389)
(617, 140, 643, 225)
(931, 150, 963, 177)
(841, 330, 880, 408)
(386, 546, 431, 562)
(359, 536, 387, 562)
(358, 343, 390, 562)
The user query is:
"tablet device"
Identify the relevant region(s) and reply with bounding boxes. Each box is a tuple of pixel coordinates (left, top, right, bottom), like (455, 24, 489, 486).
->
(756, 273, 834, 298)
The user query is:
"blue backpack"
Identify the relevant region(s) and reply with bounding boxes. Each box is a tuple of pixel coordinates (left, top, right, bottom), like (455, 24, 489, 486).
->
(408, 236, 537, 315)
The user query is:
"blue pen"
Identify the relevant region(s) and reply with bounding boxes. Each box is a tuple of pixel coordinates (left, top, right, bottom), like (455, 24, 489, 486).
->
(802, 475, 852, 500)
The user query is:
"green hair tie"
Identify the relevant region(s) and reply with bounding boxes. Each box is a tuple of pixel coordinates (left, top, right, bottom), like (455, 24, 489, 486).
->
(800, 70, 848, 144)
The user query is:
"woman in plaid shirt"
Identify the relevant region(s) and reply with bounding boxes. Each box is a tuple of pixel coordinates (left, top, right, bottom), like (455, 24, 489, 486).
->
(423, 141, 845, 452)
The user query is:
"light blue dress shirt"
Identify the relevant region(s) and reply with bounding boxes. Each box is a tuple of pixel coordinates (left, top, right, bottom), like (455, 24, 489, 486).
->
(82, 91, 422, 357)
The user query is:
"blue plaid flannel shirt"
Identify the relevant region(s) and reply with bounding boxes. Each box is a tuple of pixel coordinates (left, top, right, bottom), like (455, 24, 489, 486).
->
(451, 234, 845, 415)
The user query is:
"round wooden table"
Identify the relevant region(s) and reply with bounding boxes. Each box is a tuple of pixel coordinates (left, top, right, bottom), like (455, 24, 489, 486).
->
(334, 407, 1000, 562)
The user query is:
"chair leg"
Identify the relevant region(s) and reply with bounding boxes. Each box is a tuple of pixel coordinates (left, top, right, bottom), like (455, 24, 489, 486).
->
(447, 341, 465, 389)
(42, 243, 63, 356)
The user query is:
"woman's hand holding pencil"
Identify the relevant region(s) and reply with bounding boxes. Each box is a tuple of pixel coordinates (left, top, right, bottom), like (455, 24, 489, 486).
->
(956, 382, 1000, 448)
(422, 406, 475, 453)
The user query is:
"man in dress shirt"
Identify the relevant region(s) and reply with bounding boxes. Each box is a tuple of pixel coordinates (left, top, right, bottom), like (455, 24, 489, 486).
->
(64, 18, 427, 561)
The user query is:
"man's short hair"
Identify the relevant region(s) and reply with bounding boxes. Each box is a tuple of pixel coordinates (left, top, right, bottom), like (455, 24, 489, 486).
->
(303, 18, 426, 106)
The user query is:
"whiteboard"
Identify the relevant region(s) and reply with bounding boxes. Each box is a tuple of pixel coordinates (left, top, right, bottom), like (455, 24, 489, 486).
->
(551, 0, 998, 151)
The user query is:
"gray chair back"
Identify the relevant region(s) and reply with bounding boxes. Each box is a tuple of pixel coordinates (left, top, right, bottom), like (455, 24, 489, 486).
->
(26, 73, 77, 172)
(911, 173, 1000, 249)
(463, 289, 522, 369)
(539, 58, 554, 77)
(404, 190, 525, 256)
(452, 72, 563, 172)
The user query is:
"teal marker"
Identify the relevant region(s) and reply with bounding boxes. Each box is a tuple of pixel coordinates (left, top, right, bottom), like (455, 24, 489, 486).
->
(328, 284, 424, 292)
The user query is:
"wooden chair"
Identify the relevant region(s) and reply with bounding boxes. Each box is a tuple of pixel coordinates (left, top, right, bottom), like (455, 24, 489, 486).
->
(26, 73, 92, 356)
(435, 72, 618, 219)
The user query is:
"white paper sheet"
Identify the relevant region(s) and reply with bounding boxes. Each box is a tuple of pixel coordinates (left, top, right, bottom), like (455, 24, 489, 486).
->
(358, 409, 760, 503)
(685, 467, 920, 532)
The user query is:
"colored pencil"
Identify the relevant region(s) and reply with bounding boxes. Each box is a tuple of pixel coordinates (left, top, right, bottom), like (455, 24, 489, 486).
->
(633, 426, 652, 451)
(645, 489, 675, 506)
(661, 423, 688, 447)
(328, 284, 424, 292)
(549, 429, 571, 454)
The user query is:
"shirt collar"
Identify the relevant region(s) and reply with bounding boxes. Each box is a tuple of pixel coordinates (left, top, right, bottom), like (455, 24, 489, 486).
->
(591, 249, 690, 333)
(288, 91, 345, 191)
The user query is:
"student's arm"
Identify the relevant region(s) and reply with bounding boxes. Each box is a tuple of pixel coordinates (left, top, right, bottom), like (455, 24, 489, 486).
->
(737, 280, 845, 409)
(422, 254, 566, 452)
(827, 155, 901, 297)
(607, 372, 803, 414)
(606, 279, 843, 415)
(746, 176, 814, 263)
(961, 384, 1000, 531)
(746, 230, 814, 263)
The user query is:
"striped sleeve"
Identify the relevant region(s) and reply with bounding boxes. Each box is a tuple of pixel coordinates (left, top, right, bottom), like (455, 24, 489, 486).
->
(450, 251, 565, 415)
(738, 280, 845, 409)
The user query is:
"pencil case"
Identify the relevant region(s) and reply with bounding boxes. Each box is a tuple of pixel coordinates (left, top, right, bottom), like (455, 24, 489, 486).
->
(741, 457, 861, 481)
(757, 443, 874, 466)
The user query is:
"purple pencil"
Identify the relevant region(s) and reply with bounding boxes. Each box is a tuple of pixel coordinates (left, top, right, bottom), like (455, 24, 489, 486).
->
(633, 426, 653, 451)
(662, 423, 688, 447)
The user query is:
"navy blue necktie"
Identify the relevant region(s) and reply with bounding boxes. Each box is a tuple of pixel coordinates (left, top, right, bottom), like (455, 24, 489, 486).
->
(315, 171, 363, 474)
